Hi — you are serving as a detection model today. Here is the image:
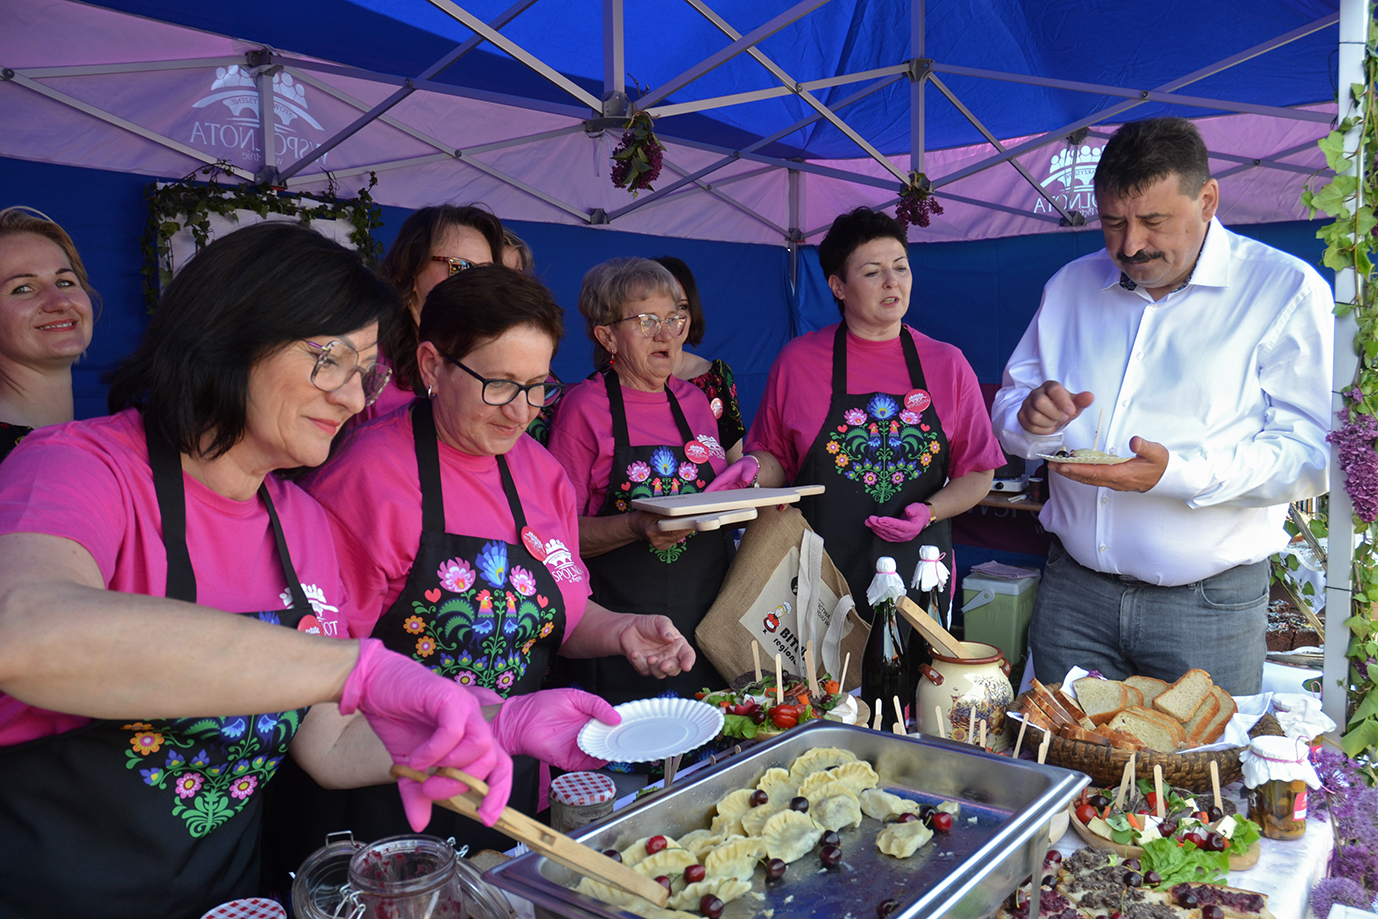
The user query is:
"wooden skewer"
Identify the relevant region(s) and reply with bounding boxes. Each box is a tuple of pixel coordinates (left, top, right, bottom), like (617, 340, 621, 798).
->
(391, 765, 668, 907)
(979, 719, 988, 749)
(1013, 717, 1029, 758)
(1210, 761, 1222, 812)
(1153, 765, 1166, 820)
(804, 643, 819, 695)
(839, 652, 851, 690)
(892, 695, 905, 732)
(774, 654, 784, 705)
(934, 705, 947, 739)
(967, 708, 976, 745)
(892, 720, 905, 735)
(752, 641, 762, 683)
(1115, 754, 1136, 809)
(1092, 405, 1106, 454)
(1037, 730, 1051, 764)
(873, 698, 884, 731)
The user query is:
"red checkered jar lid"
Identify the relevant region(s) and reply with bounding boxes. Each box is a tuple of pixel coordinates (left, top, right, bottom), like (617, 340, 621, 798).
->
(549, 771, 617, 807)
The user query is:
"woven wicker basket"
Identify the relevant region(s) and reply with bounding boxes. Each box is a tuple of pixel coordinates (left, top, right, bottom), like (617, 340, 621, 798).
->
(1027, 704, 1283, 793)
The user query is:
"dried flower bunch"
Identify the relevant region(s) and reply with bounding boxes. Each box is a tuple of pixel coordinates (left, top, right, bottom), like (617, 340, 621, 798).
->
(895, 171, 943, 232)
(610, 111, 664, 196)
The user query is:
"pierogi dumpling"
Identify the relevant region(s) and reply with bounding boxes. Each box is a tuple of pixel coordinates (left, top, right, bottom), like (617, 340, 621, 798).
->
(714, 788, 755, 820)
(709, 812, 744, 838)
(812, 793, 863, 831)
(620, 835, 682, 867)
(576, 877, 640, 908)
(826, 760, 879, 795)
(621, 900, 701, 919)
(634, 847, 699, 879)
(667, 878, 752, 911)
(677, 829, 726, 860)
(755, 767, 797, 801)
(799, 775, 858, 806)
(787, 746, 857, 782)
(876, 820, 934, 858)
(761, 809, 823, 863)
(703, 836, 767, 881)
(859, 788, 922, 821)
(740, 799, 787, 837)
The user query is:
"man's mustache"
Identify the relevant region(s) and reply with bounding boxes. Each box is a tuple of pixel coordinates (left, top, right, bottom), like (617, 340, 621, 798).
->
(1118, 250, 1164, 265)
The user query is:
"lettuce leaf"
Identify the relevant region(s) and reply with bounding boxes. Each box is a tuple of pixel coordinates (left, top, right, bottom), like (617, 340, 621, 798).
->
(720, 713, 762, 739)
(1228, 816, 1262, 854)
(1140, 837, 1229, 887)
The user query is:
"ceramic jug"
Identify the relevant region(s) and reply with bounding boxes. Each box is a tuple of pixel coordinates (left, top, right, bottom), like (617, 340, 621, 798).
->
(914, 640, 1014, 749)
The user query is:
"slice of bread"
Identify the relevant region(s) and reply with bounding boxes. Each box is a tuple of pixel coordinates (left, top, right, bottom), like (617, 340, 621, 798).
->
(1048, 683, 1098, 731)
(1182, 689, 1223, 746)
(1093, 723, 1146, 750)
(1195, 685, 1237, 745)
(1072, 678, 1127, 726)
(1107, 708, 1184, 753)
(1124, 705, 1188, 746)
(1125, 675, 1169, 706)
(1058, 723, 1111, 746)
(1124, 684, 1145, 707)
(1030, 679, 1093, 730)
(1154, 669, 1214, 722)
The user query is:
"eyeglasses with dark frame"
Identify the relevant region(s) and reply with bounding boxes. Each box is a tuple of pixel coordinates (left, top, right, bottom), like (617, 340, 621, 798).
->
(445, 355, 564, 407)
(304, 340, 393, 407)
(430, 255, 477, 277)
(611, 312, 689, 338)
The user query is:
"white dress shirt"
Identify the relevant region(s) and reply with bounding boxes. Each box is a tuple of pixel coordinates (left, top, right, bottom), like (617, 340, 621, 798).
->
(992, 218, 1333, 585)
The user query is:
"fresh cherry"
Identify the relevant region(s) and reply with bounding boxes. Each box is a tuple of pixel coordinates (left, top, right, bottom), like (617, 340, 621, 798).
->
(820, 844, 843, 867)
(749, 789, 769, 807)
(765, 857, 787, 880)
(898, 812, 922, 823)
(750, 709, 768, 724)
(918, 803, 937, 820)
(1206, 805, 1224, 822)
(1042, 875, 1056, 889)
(820, 830, 841, 847)
(877, 898, 900, 917)
(700, 894, 725, 919)
(790, 796, 809, 813)
(1123, 858, 1140, 871)
(1205, 833, 1227, 853)
(1013, 889, 1030, 909)
(646, 835, 668, 855)
(1044, 850, 1063, 865)
(1143, 870, 1162, 886)
(655, 876, 672, 891)
(1089, 794, 1111, 809)
(1203, 905, 1225, 919)
(685, 864, 706, 884)
(1180, 892, 1200, 909)
(601, 849, 622, 863)
(1124, 871, 1142, 887)
(1183, 831, 1208, 849)
(1159, 818, 1179, 837)
(929, 812, 954, 833)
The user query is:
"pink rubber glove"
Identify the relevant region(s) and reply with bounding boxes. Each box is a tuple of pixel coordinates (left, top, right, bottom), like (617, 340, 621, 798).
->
(490, 689, 621, 771)
(340, 638, 513, 830)
(864, 502, 931, 543)
(704, 455, 759, 492)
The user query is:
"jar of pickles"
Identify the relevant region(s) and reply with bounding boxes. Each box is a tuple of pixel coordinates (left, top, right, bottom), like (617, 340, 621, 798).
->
(1240, 735, 1320, 840)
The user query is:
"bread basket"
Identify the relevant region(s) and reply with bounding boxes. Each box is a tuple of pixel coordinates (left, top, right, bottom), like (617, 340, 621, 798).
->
(1014, 692, 1283, 792)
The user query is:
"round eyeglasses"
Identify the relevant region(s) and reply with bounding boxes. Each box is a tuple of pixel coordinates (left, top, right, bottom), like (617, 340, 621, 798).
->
(430, 255, 477, 277)
(304, 340, 392, 407)
(611, 312, 689, 337)
(445, 355, 564, 407)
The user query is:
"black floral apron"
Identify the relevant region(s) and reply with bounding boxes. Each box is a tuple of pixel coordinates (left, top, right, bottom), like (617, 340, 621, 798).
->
(549, 370, 729, 711)
(0, 426, 315, 919)
(266, 399, 566, 870)
(796, 325, 953, 626)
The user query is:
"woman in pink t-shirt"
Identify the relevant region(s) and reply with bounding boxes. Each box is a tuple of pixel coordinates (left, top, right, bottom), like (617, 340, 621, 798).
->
(282, 265, 692, 868)
(746, 207, 1005, 627)
(547, 258, 746, 719)
(0, 223, 514, 918)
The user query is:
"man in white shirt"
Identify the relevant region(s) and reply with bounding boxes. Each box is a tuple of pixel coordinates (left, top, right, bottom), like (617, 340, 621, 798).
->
(991, 117, 1332, 695)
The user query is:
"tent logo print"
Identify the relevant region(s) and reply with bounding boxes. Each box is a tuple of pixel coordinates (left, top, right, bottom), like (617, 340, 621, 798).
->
(1034, 144, 1103, 217)
(188, 66, 326, 167)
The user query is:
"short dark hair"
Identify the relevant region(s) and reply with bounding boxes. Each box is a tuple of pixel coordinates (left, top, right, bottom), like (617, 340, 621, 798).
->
(419, 264, 563, 362)
(377, 204, 505, 393)
(107, 222, 397, 459)
(818, 207, 908, 315)
(652, 256, 705, 347)
(1094, 117, 1211, 200)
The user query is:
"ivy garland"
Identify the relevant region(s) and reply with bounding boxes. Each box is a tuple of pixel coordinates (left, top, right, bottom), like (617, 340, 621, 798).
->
(140, 162, 384, 312)
(1300, 15, 1378, 763)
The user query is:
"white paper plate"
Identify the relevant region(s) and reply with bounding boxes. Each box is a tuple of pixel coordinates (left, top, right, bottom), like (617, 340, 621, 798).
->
(578, 697, 725, 762)
(1037, 453, 1131, 465)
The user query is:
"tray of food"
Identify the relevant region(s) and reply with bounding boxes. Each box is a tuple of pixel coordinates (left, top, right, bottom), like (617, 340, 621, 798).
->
(484, 721, 1087, 919)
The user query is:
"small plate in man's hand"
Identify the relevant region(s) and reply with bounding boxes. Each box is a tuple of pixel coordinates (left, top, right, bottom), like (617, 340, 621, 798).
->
(1037, 450, 1131, 465)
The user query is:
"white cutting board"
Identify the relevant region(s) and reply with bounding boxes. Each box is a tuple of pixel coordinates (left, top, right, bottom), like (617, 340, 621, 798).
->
(656, 507, 759, 532)
(631, 484, 825, 517)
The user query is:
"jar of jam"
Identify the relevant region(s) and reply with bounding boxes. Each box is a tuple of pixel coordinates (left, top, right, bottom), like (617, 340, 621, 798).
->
(549, 771, 617, 834)
(347, 834, 467, 918)
(1240, 735, 1319, 840)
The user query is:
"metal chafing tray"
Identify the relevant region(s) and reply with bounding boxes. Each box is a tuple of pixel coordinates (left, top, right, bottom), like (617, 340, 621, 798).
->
(485, 722, 1087, 919)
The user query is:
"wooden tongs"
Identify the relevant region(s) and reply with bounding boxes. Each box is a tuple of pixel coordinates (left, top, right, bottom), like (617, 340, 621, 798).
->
(390, 764, 669, 908)
(896, 595, 973, 659)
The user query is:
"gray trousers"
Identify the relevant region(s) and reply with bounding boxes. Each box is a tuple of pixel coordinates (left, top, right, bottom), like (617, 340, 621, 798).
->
(1028, 539, 1268, 695)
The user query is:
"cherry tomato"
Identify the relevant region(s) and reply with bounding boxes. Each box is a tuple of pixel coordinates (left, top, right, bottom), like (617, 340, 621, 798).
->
(771, 704, 802, 729)
(1075, 803, 1098, 825)
(1144, 792, 1161, 812)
